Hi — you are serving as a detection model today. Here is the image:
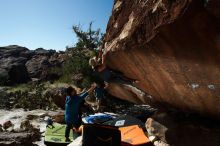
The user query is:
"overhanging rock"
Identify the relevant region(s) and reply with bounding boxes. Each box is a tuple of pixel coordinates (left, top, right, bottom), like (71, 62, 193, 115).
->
(104, 0, 220, 118)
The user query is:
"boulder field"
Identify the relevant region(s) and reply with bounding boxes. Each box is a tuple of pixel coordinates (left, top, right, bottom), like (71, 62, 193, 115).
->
(0, 45, 65, 85)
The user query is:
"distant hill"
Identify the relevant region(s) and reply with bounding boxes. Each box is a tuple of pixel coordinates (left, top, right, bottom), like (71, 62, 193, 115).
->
(0, 45, 65, 85)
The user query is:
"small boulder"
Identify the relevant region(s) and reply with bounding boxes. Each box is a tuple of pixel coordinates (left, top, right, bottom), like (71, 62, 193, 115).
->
(3, 121, 13, 130)
(145, 111, 220, 146)
(52, 112, 65, 123)
(26, 114, 40, 120)
(0, 124, 3, 132)
(45, 87, 67, 109)
(146, 113, 171, 142)
(20, 120, 33, 131)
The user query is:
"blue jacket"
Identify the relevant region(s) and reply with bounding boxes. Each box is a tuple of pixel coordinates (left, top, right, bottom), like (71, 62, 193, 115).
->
(65, 92, 88, 124)
(94, 87, 105, 99)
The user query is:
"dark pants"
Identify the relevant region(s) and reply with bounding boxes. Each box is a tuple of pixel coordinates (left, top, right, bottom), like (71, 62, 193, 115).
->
(65, 121, 81, 138)
(65, 122, 73, 138)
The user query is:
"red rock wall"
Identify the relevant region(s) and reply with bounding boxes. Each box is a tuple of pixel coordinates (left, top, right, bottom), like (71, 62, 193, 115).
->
(104, 0, 220, 117)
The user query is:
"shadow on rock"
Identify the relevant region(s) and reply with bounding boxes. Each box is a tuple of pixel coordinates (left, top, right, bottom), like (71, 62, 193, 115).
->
(146, 111, 220, 146)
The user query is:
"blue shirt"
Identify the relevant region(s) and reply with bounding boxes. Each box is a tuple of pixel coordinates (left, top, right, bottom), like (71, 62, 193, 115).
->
(93, 67, 112, 82)
(65, 92, 88, 124)
(100, 68, 111, 81)
(94, 87, 104, 99)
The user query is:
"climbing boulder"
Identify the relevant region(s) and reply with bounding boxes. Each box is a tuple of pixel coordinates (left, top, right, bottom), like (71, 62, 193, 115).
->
(104, 0, 220, 118)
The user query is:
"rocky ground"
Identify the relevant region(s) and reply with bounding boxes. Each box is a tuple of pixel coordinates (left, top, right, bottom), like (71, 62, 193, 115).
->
(0, 96, 156, 146)
(0, 109, 64, 146)
(1, 86, 220, 146)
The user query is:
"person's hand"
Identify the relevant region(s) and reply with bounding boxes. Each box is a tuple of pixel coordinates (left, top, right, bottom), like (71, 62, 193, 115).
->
(104, 82, 109, 89)
(81, 88, 86, 93)
(87, 83, 97, 93)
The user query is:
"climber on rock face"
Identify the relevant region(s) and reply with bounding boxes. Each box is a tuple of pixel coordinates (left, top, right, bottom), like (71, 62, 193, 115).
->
(89, 46, 150, 105)
(89, 46, 137, 85)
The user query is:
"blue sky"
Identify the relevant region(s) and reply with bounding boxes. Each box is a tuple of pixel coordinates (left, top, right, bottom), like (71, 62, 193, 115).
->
(0, 0, 113, 51)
